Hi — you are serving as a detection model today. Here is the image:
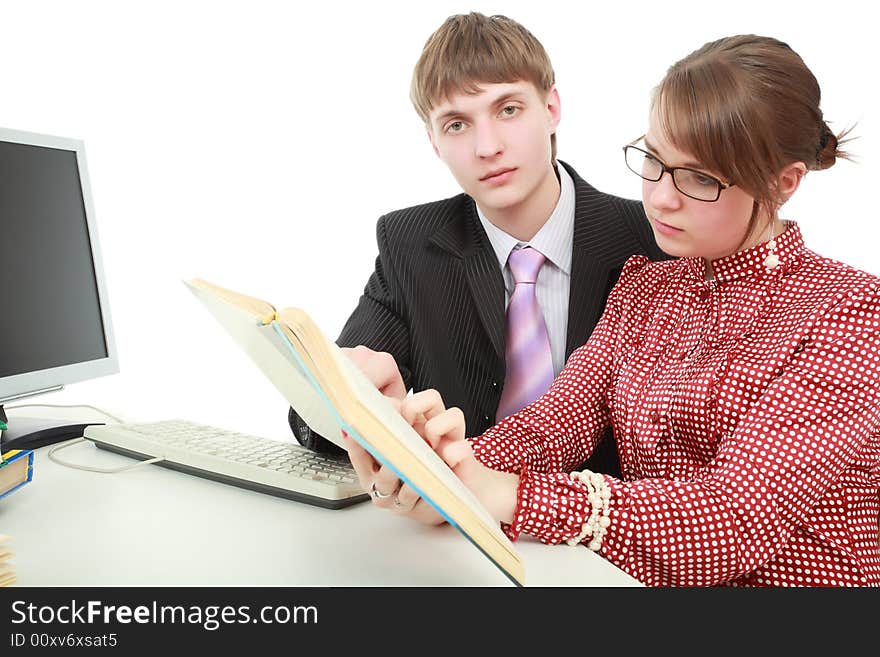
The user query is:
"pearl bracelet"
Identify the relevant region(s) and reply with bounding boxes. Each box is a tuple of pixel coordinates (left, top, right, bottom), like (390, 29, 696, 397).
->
(565, 469, 612, 552)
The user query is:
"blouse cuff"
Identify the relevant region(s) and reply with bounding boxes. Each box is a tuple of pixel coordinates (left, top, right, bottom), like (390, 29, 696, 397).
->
(505, 467, 597, 545)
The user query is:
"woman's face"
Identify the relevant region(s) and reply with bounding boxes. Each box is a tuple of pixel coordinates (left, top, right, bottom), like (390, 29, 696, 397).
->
(641, 109, 767, 262)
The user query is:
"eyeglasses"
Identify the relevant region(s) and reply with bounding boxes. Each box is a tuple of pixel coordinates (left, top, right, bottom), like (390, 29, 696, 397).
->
(622, 143, 734, 202)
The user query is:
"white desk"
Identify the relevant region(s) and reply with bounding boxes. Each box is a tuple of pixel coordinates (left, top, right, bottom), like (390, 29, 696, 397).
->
(1, 435, 641, 587)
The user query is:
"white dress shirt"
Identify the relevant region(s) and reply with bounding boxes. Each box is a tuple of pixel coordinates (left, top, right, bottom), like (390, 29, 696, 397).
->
(476, 163, 574, 376)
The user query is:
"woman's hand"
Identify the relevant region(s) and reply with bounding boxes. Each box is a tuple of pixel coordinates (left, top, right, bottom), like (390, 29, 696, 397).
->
(344, 390, 520, 526)
(403, 390, 520, 524)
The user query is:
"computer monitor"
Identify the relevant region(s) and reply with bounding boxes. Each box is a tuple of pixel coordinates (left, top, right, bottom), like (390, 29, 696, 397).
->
(0, 126, 118, 448)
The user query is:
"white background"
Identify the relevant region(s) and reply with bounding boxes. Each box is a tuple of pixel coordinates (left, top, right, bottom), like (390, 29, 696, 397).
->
(2, 0, 877, 439)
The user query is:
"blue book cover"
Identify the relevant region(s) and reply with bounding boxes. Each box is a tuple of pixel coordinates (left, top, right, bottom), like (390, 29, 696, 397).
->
(0, 449, 35, 500)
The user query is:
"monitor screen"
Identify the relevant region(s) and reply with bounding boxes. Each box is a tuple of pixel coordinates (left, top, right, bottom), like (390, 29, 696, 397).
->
(0, 128, 118, 403)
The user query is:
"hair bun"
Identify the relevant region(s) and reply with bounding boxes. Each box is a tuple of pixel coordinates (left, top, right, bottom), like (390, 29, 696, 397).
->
(815, 123, 839, 170)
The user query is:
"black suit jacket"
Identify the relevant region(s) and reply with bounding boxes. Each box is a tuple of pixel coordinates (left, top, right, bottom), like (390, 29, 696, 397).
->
(289, 161, 668, 477)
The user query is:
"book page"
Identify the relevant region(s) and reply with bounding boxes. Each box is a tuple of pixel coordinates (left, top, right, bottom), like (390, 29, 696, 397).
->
(186, 281, 342, 443)
(0, 535, 13, 587)
(0, 454, 29, 496)
(0, 534, 11, 560)
(256, 324, 343, 443)
(187, 278, 276, 319)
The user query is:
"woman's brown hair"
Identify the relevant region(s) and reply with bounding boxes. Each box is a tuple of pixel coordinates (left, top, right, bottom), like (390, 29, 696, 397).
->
(654, 35, 851, 237)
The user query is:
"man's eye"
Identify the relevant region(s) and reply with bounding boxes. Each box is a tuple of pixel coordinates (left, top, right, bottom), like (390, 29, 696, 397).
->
(446, 121, 464, 133)
(501, 105, 518, 117)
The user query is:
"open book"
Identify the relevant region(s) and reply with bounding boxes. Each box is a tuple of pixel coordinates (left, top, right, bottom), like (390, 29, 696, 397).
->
(185, 278, 524, 586)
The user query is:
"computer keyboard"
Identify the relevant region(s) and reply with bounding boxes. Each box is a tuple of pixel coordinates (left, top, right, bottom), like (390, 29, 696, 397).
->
(83, 419, 369, 509)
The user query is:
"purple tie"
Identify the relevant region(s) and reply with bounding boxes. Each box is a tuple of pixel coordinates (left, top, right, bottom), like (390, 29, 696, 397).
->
(496, 246, 554, 420)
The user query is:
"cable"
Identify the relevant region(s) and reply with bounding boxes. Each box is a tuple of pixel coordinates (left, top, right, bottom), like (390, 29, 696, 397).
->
(4, 404, 165, 475)
(2, 403, 125, 424)
(48, 438, 166, 474)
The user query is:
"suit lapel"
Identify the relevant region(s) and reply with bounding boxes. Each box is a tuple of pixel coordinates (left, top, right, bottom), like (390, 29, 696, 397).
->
(464, 251, 506, 361)
(564, 163, 616, 358)
(428, 164, 631, 363)
(429, 198, 506, 361)
(566, 248, 613, 358)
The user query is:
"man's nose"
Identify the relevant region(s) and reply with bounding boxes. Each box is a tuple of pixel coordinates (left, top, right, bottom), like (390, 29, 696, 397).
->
(474, 121, 503, 158)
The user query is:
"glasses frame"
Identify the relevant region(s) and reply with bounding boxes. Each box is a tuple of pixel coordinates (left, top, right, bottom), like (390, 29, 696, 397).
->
(622, 141, 734, 203)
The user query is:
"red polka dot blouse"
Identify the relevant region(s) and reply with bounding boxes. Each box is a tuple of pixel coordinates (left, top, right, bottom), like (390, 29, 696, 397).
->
(471, 223, 880, 586)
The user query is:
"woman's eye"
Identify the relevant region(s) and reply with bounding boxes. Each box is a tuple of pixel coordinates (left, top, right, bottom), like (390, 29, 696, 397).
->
(694, 173, 717, 186)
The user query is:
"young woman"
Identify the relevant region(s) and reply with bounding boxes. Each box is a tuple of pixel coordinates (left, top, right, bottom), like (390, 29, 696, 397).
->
(345, 35, 880, 587)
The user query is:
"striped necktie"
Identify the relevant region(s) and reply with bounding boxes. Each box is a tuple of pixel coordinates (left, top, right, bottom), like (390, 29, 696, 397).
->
(496, 246, 555, 420)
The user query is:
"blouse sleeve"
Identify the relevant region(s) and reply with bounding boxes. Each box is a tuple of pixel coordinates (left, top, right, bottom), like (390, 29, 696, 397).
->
(490, 282, 880, 586)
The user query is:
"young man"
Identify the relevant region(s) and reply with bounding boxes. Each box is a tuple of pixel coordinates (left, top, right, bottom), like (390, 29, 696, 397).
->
(288, 13, 666, 477)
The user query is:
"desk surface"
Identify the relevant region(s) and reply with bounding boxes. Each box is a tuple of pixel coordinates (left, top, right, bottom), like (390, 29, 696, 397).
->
(1, 421, 641, 587)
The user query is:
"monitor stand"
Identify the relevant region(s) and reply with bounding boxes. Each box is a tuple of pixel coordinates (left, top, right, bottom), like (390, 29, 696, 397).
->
(0, 405, 104, 452)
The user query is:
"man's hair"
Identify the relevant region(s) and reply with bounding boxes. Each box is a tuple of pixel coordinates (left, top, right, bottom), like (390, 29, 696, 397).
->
(411, 13, 557, 159)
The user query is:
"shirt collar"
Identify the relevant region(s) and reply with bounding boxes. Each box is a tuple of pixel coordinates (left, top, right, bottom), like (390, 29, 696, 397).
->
(684, 221, 806, 284)
(477, 162, 575, 274)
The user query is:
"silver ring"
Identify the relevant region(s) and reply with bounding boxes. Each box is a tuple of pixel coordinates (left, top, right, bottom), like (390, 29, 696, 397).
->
(370, 482, 392, 500)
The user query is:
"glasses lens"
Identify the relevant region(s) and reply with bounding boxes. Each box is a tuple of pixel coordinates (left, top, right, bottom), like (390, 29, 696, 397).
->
(673, 169, 721, 201)
(625, 147, 662, 181)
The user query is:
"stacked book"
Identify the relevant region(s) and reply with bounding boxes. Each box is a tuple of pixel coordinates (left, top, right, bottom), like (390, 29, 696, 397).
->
(2, 418, 35, 588)
(1, 440, 34, 501)
(0, 535, 13, 586)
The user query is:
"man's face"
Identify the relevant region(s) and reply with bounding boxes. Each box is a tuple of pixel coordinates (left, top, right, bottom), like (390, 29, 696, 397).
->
(427, 81, 560, 216)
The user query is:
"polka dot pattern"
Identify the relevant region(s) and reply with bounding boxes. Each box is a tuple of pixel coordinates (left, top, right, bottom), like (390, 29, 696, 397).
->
(471, 223, 880, 586)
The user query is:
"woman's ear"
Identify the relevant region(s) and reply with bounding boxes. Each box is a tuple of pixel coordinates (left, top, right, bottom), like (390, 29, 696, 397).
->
(777, 161, 808, 202)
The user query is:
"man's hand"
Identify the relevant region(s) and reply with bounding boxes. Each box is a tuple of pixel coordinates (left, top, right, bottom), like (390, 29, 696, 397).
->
(342, 346, 406, 400)
(343, 430, 446, 525)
